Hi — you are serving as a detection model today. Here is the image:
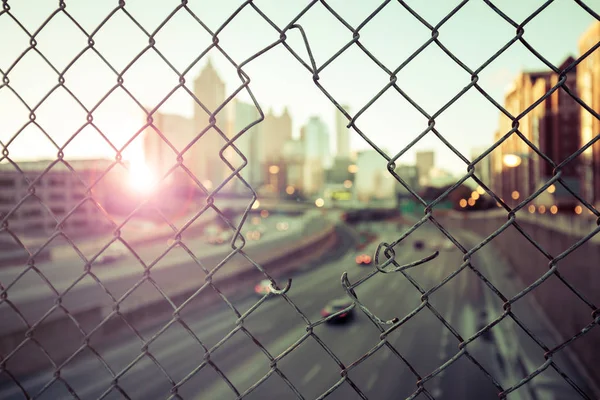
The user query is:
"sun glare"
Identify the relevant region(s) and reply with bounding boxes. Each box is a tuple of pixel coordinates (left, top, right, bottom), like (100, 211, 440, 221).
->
(128, 151, 157, 194)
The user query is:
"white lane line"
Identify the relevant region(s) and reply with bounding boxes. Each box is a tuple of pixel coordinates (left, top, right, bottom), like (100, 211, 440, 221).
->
(366, 373, 378, 391)
(302, 364, 322, 384)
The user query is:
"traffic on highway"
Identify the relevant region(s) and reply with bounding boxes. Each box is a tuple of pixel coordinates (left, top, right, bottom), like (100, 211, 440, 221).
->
(1, 211, 594, 399)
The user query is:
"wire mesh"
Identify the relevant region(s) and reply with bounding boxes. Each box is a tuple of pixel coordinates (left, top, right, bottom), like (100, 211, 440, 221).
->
(0, 1, 599, 399)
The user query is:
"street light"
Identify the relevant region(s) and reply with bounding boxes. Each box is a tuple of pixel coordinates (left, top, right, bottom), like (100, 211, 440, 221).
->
(315, 198, 325, 207)
(511, 190, 520, 200)
(348, 164, 358, 174)
(285, 185, 295, 195)
(343, 180, 353, 189)
(459, 199, 467, 208)
(269, 165, 280, 174)
(471, 191, 480, 201)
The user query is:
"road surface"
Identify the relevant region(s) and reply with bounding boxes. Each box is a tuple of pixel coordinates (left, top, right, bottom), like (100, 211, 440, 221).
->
(0, 219, 595, 399)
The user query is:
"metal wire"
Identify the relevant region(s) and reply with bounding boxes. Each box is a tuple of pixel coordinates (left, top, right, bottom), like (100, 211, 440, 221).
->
(0, 1, 599, 399)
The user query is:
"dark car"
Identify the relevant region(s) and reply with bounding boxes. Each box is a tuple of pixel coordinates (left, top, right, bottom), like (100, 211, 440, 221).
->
(413, 240, 424, 250)
(355, 254, 372, 265)
(321, 298, 354, 323)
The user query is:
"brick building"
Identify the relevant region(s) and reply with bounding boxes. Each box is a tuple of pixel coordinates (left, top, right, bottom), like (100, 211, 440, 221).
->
(577, 21, 600, 206)
(493, 56, 581, 209)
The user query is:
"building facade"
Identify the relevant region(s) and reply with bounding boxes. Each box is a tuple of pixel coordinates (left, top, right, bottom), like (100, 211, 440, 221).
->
(471, 146, 492, 187)
(192, 59, 228, 189)
(335, 104, 351, 159)
(578, 21, 600, 206)
(0, 160, 116, 237)
(228, 99, 263, 192)
(355, 150, 395, 202)
(302, 116, 331, 195)
(415, 151, 434, 186)
(494, 56, 581, 208)
(261, 107, 293, 164)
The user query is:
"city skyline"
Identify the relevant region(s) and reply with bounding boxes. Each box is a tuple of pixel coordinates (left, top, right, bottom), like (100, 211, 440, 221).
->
(1, 1, 597, 177)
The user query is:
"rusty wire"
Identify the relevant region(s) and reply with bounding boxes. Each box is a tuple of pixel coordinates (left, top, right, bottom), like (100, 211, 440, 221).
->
(0, 0, 599, 399)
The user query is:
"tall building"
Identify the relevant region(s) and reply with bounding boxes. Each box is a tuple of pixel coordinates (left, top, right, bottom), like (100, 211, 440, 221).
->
(495, 56, 581, 208)
(471, 146, 492, 186)
(261, 107, 292, 164)
(578, 21, 600, 206)
(302, 116, 331, 195)
(193, 59, 228, 189)
(415, 151, 435, 186)
(283, 139, 305, 193)
(228, 99, 263, 191)
(303, 116, 332, 166)
(336, 104, 351, 159)
(144, 60, 232, 192)
(355, 150, 394, 202)
(144, 111, 194, 185)
(394, 164, 419, 198)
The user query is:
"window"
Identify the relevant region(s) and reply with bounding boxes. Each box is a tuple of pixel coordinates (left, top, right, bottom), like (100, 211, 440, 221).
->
(50, 207, 65, 215)
(48, 193, 65, 202)
(0, 178, 15, 188)
(24, 222, 45, 232)
(0, 195, 13, 205)
(21, 209, 43, 218)
(48, 177, 66, 187)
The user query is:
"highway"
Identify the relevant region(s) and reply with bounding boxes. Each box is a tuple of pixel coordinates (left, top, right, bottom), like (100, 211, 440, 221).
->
(0, 214, 297, 300)
(0, 218, 596, 399)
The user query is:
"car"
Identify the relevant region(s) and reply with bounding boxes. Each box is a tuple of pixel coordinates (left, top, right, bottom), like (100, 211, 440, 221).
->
(96, 253, 119, 265)
(246, 230, 262, 241)
(413, 240, 425, 250)
(206, 231, 231, 245)
(321, 298, 354, 323)
(95, 243, 126, 265)
(355, 254, 372, 265)
(254, 279, 272, 296)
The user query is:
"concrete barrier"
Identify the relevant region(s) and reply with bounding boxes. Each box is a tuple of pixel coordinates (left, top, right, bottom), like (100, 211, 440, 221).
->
(438, 211, 600, 387)
(0, 211, 336, 375)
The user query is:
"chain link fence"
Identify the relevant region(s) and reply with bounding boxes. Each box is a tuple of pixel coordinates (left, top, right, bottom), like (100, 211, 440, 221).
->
(0, 0, 599, 399)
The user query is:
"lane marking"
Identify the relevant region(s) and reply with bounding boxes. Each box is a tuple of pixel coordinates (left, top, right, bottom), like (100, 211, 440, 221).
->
(302, 364, 322, 384)
(366, 373, 378, 391)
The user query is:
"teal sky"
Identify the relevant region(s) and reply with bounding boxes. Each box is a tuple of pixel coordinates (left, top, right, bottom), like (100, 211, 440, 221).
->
(0, 0, 597, 175)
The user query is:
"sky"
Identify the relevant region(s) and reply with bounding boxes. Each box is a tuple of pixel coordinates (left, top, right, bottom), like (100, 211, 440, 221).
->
(0, 0, 598, 175)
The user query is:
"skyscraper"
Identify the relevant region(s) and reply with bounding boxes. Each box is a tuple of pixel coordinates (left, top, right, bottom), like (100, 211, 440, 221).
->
(228, 99, 262, 190)
(302, 116, 331, 194)
(192, 59, 227, 189)
(261, 107, 292, 164)
(415, 151, 435, 186)
(336, 104, 351, 159)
